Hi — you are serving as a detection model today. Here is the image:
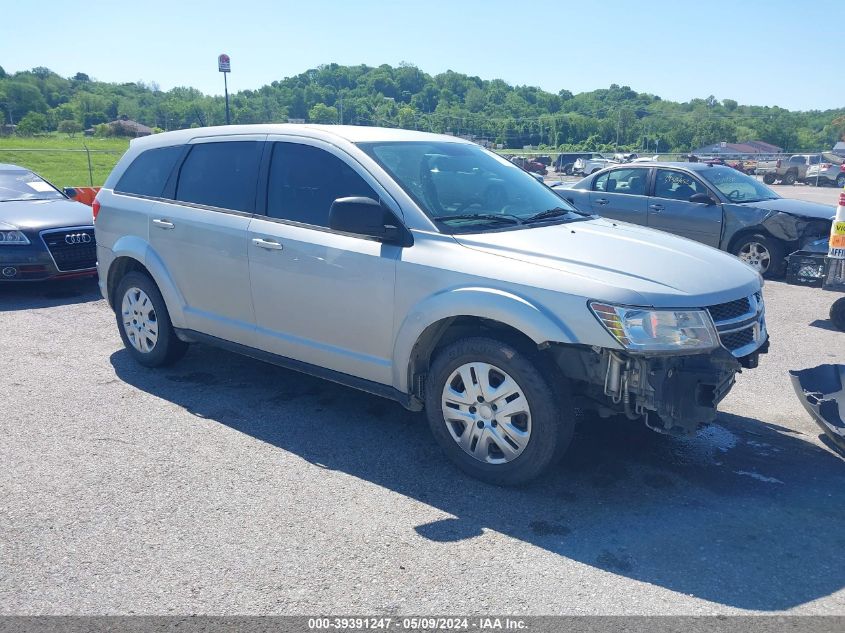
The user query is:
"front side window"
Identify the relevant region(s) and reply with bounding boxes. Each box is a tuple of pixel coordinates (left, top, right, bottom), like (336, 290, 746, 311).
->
(115, 145, 183, 197)
(0, 170, 64, 202)
(175, 141, 263, 212)
(266, 143, 377, 227)
(654, 169, 707, 201)
(358, 141, 583, 233)
(593, 168, 648, 195)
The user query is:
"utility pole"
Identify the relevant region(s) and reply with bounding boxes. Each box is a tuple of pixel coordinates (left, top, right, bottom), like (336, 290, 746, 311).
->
(339, 95, 343, 125)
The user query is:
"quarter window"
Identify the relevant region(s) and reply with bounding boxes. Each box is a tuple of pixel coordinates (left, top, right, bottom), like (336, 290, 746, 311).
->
(115, 145, 183, 197)
(654, 170, 707, 201)
(175, 141, 263, 212)
(266, 142, 377, 227)
(593, 169, 648, 195)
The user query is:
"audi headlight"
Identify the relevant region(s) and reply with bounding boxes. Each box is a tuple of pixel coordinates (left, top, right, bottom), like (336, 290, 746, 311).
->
(0, 230, 30, 245)
(590, 302, 718, 352)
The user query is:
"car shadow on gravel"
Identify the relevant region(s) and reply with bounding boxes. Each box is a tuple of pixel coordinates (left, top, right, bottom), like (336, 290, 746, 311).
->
(111, 343, 845, 611)
(0, 276, 101, 311)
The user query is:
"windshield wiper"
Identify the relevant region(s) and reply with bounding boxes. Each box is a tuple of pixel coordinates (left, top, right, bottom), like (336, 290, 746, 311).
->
(434, 213, 523, 225)
(523, 207, 579, 223)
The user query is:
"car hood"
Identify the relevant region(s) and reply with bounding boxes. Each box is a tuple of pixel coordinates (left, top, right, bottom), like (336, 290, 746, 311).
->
(453, 218, 761, 307)
(739, 197, 835, 220)
(0, 198, 94, 231)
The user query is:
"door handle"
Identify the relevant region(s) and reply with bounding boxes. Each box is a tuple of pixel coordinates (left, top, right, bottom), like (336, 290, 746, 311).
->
(649, 204, 665, 212)
(152, 218, 175, 229)
(594, 198, 609, 206)
(252, 238, 284, 251)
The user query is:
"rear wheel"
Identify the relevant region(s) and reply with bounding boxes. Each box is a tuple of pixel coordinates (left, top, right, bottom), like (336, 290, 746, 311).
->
(731, 233, 786, 279)
(425, 337, 574, 486)
(836, 174, 845, 189)
(115, 271, 188, 367)
(763, 173, 776, 185)
(783, 171, 797, 185)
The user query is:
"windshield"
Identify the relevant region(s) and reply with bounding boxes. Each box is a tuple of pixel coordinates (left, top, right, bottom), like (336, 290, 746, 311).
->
(358, 141, 584, 232)
(0, 170, 64, 202)
(697, 166, 779, 203)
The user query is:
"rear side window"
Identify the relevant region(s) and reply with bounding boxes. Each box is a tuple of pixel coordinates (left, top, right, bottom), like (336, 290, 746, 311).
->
(266, 142, 377, 227)
(115, 145, 182, 197)
(594, 169, 647, 195)
(175, 141, 263, 212)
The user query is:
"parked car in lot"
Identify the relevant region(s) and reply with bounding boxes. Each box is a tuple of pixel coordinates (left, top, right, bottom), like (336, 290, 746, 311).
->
(572, 154, 618, 176)
(758, 154, 821, 185)
(0, 163, 97, 282)
(554, 162, 834, 278)
(96, 125, 768, 485)
(509, 156, 547, 175)
(553, 152, 596, 175)
(805, 155, 845, 188)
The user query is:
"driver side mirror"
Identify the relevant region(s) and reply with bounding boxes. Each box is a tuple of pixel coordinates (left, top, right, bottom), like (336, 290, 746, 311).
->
(689, 192, 715, 205)
(329, 197, 412, 246)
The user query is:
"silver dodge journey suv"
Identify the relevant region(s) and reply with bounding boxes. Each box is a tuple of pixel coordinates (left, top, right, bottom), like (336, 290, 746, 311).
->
(96, 125, 768, 485)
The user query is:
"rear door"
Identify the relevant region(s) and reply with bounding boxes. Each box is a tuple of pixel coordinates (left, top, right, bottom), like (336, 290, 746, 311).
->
(587, 167, 650, 225)
(148, 136, 265, 345)
(647, 168, 722, 247)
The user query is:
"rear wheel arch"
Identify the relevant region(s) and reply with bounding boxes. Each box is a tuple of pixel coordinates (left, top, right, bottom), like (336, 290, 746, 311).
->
(107, 256, 150, 310)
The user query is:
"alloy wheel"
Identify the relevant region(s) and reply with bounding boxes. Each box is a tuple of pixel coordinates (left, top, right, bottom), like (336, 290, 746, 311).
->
(440, 362, 532, 464)
(738, 242, 771, 274)
(121, 287, 159, 353)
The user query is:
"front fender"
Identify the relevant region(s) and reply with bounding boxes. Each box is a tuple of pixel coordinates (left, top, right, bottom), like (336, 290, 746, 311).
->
(109, 236, 187, 328)
(391, 286, 576, 392)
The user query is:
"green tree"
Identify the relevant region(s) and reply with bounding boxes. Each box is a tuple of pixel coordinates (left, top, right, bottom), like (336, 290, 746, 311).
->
(58, 120, 83, 137)
(16, 111, 47, 135)
(308, 103, 338, 123)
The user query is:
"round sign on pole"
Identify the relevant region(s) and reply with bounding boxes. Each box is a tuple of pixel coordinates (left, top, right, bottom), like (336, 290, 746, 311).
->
(218, 54, 231, 73)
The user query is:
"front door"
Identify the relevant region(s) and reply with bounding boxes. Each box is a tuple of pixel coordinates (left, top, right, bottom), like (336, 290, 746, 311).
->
(247, 138, 399, 385)
(647, 168, 722, 247)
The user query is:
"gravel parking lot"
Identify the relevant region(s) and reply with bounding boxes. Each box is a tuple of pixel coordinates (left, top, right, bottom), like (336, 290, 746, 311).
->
(1, 186, 844, 615)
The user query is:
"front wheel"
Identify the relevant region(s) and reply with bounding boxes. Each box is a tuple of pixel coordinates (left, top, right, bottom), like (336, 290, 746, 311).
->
(424, 337, 574, 486)
(731, 233, 786, 279)
(783, 171, 797, 185)
(763, 173, 776, 185)
(836, 174, 845, 189)
(115, 271, 188, 367)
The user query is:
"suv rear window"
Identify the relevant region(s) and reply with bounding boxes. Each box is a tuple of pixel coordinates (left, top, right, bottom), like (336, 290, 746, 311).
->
(175, 141, 263, 212)
(115, 145, 183, 197)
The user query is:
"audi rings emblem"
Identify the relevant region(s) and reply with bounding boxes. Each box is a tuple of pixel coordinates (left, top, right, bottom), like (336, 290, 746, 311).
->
(64, 233, 92, 245)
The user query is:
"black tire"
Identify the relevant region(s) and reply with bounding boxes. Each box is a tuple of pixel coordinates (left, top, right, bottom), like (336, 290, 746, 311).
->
(830, 297, 845, 332)
(731, 233, 786, 279)
(763, 173, 776, 185)
(783, 171, 797, 185)
(424, 337, 574, 486)
(114, 271, 188, 368)
(836, 174, 845, 189)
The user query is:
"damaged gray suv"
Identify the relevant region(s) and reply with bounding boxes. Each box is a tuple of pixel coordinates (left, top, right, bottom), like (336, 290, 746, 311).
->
(96, 125, 769, 485)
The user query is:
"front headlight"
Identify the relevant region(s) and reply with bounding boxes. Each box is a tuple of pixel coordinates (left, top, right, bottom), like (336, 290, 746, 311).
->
(590, 302, 718, 352)
(0, 230, 30, 245)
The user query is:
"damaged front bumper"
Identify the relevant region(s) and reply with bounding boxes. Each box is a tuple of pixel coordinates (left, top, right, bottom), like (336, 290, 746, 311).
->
(555, 337, 769, 436)
(789, 365, 845, 452)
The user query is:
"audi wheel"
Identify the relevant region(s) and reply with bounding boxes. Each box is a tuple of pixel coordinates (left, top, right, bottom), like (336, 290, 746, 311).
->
(424, 337, 575, 486)
(115, 271, 188, 367)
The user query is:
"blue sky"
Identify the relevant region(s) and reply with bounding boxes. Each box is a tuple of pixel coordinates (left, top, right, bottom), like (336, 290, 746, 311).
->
(2, 0, 841, 110)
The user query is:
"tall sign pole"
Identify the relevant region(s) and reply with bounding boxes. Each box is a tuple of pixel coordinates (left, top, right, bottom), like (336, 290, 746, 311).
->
(218, 54, 231, 125)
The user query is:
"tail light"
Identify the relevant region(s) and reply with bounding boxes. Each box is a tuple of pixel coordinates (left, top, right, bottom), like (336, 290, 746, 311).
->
(840, 164, 845, 173)
(92, 198, 101, 222)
